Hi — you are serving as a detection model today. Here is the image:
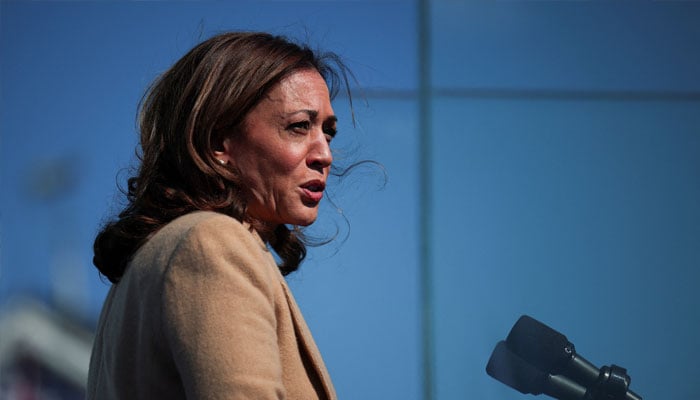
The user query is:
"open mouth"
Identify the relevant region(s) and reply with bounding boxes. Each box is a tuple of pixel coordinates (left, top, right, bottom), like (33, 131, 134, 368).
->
(301, 181, 325, 203)
(304, 184, 324, 192)
(301, 180, 325, 192)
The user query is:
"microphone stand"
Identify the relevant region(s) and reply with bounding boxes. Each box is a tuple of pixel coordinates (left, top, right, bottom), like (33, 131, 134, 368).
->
(585, 364, 641, 400)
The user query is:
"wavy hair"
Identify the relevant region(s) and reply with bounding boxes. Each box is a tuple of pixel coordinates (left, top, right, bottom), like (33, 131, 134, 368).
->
(94, 32, 351, 283)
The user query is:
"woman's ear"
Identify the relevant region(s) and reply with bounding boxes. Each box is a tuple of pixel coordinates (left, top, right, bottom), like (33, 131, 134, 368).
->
(213, 137, 233, 165)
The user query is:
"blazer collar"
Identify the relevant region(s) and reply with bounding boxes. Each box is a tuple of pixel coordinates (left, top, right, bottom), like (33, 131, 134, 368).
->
(280, 280, 337, 400)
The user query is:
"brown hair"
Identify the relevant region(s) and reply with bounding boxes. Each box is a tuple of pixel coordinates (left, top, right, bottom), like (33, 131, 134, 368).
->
(94, 31, 350, 283)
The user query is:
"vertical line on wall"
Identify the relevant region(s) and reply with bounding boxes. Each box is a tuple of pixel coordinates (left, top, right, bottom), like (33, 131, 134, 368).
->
(418, 0, 434, 399)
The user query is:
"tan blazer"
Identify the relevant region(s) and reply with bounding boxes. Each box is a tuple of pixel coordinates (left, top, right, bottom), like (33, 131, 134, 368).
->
(87, 211, 336, 399)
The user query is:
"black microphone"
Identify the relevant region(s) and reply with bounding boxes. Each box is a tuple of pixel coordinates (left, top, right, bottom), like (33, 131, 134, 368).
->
(505, 315, 642, 400)
(506, 315, 600, 387)
(487, 341, 587, 400)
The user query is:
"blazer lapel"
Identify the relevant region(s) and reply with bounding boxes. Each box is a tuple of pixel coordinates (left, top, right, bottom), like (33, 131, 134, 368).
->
(280, 281, 337, 400)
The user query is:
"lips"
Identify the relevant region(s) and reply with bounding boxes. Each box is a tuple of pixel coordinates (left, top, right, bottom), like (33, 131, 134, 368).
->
(300, 180, 325, 204)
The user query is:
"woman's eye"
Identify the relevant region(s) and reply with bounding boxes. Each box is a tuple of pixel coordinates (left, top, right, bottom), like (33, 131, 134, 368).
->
(288, 121, 310, 132)
(324, 127, 338, 142)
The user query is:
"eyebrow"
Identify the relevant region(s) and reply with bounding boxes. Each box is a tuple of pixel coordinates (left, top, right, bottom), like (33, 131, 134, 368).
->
(288, 109, 338, 123)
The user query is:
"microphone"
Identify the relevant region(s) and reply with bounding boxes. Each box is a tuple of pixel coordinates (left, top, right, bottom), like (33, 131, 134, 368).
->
(506, 315, 600, 387)
(487, 341, 587, 400)
(504, 315, 642, 400)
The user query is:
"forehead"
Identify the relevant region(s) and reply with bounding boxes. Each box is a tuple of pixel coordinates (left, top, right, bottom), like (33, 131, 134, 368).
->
(263, 69, 332, 112)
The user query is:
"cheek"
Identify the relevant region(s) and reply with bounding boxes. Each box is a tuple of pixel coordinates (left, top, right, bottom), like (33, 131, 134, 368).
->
(244, 149, 307, 191)
(268, 147, 308, 175)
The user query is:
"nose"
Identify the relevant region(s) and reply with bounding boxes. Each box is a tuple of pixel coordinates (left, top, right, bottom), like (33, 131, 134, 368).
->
(307, 132, 333, 171)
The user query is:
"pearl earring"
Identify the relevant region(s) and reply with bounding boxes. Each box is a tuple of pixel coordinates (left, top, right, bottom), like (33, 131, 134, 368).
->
(218, 159, 226, 165)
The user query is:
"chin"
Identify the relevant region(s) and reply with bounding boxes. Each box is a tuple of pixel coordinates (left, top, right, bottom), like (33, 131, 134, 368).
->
(293, 217, 318, 227)
(288, 211, 319, 227)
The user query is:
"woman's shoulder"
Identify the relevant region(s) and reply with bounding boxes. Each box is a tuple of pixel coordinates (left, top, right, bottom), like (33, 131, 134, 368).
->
(155, 211, 265, 251)
(129, 211, 273, 278)
(162, 210, 248, 236)
(153, 212, 282, 299)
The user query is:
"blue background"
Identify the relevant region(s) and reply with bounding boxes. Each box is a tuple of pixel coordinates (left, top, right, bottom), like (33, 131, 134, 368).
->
(1, 1, 699, 399)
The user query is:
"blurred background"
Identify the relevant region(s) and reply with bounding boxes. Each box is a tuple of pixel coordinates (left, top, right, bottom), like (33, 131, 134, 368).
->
(1, 1, 699, 399)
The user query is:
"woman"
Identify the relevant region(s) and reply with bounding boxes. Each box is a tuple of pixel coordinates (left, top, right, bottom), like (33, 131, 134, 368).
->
(87, 32, 348, 399)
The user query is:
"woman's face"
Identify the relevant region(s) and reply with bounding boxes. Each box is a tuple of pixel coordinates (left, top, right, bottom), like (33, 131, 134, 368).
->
(219, 68, 337, 227)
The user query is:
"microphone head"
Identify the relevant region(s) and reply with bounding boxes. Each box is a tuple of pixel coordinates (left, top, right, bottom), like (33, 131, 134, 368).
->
(486, 341, 547, 395)
(506, 315, 575, 374)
